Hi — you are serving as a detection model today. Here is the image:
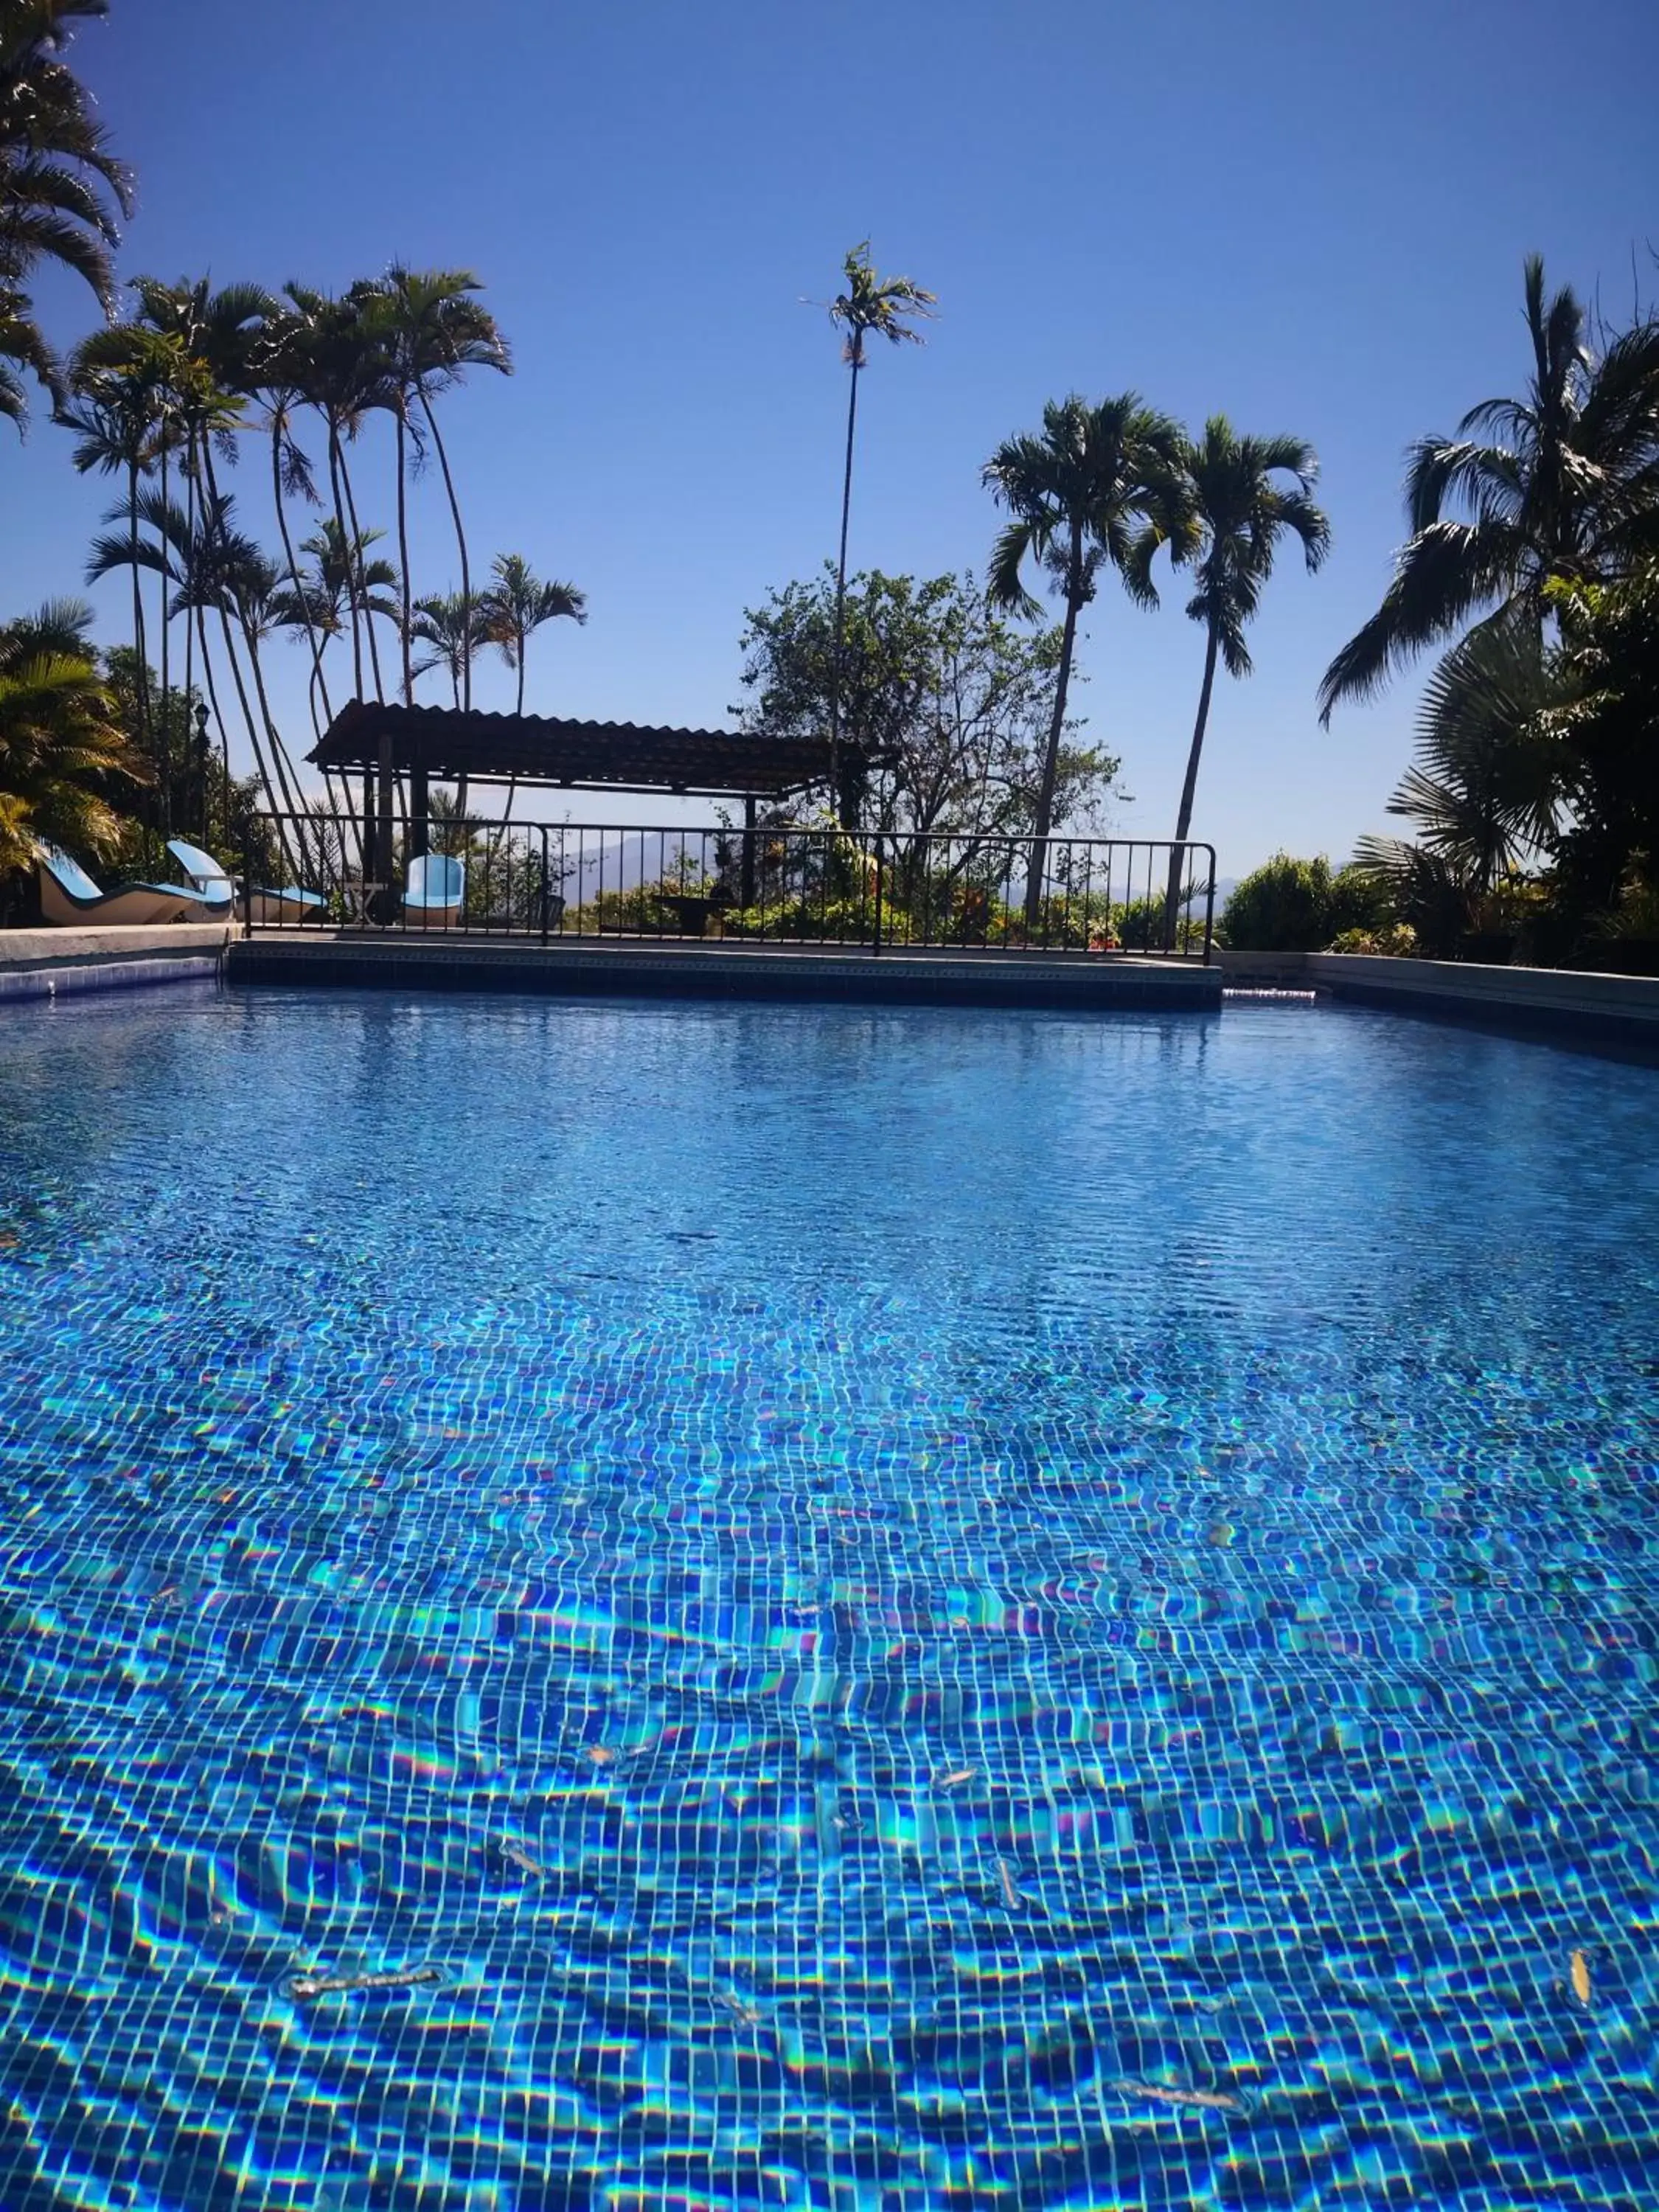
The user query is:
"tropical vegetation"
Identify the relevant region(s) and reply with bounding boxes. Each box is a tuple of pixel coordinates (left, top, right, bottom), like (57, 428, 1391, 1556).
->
(1323, 257, 1659, 967)
(4, 13, 1655, 974)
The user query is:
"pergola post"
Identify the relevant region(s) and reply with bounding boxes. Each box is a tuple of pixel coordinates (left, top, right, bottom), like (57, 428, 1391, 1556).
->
(741, 793, 758, 909)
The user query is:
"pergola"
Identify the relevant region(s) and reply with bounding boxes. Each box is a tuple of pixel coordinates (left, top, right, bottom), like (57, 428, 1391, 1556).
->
(310, 703, 886, 812)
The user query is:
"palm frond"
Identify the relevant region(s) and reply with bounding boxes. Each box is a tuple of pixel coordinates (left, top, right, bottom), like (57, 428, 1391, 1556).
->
(1318, 520, 1524, 720)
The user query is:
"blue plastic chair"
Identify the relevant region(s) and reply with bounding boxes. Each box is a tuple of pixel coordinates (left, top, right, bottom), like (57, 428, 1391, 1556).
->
(404, 853, 465, 929)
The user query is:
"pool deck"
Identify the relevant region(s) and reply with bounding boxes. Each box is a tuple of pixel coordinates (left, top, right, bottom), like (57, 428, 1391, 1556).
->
(0, 922, 232, 1004)
(224, 928, 1224, 1011)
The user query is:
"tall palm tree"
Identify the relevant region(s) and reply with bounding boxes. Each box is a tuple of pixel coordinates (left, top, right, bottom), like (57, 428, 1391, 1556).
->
(357, 265, 509, 717)
(409, 587, 488, 819)
(481, 552, 587, 716)
(824, 240, 934, 823)
(280, 282, 390, 698)
(86, 484, 305, 846)
(409, 589, 485, 709)
(248, 307, 335, 732)
(57, 339, 170, 781)
(1145, 418, 1329, 935)
(984, 393, 1192, 931)
(480, 552, 584, 827)
(0, 0, 132, 431)
(1319, 255, 1659, 722)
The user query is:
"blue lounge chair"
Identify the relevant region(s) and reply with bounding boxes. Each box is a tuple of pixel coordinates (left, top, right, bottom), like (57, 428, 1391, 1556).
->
(35, 842, 215, 928)
(404, 853, 465, 929)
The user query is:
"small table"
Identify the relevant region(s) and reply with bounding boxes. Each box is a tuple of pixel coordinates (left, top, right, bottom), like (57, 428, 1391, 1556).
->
(342, 880, 389, 926)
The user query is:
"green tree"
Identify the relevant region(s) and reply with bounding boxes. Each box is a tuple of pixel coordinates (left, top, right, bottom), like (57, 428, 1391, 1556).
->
(58, 340, 167, 764)
(0, 0, 132, 431)
(0, 597, 138, 872)
(409, 586, 488, 818)
(479, 552, 585, 827)
(1144, 417, 1329, 935)
(984, 392, 1191, 929)
(1354, 619, 1562, 900)
(737, 566, 1119, 845)
(355, 265, 510, 714)
(1319, 255, 1659, 720)
(481, 552, 586, 716)
(824, 241, 935, 823)
(1540, 563, 1659, 942)
(1218, 855, 1336, 952)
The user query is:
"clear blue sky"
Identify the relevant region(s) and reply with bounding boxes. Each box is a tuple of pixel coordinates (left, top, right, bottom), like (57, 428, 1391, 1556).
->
(6, 0, 1656, 869)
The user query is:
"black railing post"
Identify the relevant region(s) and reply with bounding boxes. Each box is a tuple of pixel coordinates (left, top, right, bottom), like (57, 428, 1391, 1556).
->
(871, 833, 883, 956)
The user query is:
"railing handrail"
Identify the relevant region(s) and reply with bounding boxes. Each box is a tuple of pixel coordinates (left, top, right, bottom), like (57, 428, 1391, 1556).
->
(241, 812, 1218, 962)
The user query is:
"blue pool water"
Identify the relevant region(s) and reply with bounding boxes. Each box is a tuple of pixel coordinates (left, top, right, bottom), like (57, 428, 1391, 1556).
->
(1, 989, 1657, 2212)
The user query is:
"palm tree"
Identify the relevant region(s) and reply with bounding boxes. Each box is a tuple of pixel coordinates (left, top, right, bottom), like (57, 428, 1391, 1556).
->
(0, 285, 59, 428)
(480, 552, 585, 827)
(248, 307, 335, 733)
(410, 590, 486, 709)
(57, 340, 170, 780)
(409, 588, 489, 818)
(1146, 418, 1329, 936)
(984, 393, 1192, 931)
(481, 552, 586, 716)
(86, 484, 305, 848)
(356, 265, 509, 715)
(1319, 255, 1659, 722)
(0, 596, 138, 870)
(280, 283, 391, 699)
(1352, 617, 1565, 953)
(824, 241, 935, 823)
(0, 0, 132, 432)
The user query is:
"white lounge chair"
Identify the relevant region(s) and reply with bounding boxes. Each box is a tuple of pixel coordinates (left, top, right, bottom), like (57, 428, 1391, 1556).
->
(169, 835, 326, 925)
(165, 838, 235, 917)
(404, 853, 465, 930)
(35, 843, 213, 928)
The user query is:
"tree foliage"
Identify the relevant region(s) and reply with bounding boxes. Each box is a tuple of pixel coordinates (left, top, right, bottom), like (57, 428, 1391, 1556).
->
(737, 566, 1121, 845)
(1321, 256, 1659, 720)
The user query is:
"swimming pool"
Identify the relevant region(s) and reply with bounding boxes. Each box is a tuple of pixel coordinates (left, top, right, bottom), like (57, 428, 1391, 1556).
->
(1, 990, 1655, 2211)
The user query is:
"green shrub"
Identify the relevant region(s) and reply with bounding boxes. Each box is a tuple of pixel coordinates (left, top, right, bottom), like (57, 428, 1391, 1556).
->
(1329, 922, 1419, 956)
(1218, 855, 1334, 950)
(1328, 863, 1394, 939)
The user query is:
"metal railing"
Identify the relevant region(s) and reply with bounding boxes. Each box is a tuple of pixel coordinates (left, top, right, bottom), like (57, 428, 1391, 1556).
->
(242, 814, 1217, 960)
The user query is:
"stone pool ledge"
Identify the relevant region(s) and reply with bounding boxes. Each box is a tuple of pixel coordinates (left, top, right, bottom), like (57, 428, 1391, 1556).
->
(0, 922, 232, 1004)
(1222, 947, 1659, 1047)
(228, 930, 1224, 1012)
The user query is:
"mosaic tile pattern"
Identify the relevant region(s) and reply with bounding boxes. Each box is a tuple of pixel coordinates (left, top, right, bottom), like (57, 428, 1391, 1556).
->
(1, 990, 1657, 2211)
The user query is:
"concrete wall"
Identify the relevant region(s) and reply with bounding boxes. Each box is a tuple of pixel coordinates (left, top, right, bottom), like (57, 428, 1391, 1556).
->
(1220, 946, 1659, 1045)
(229, 934, 1224, 1013)
(0, 923, 232, 1005)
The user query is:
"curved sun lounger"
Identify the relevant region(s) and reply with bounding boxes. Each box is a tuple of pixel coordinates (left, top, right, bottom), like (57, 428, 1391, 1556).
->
(241, 881, 327, 925)
(35, 843, 210, 928)
(169, 835, 326, 925)
(165, 838, 236, 917)
(404, 853, 465, 930)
